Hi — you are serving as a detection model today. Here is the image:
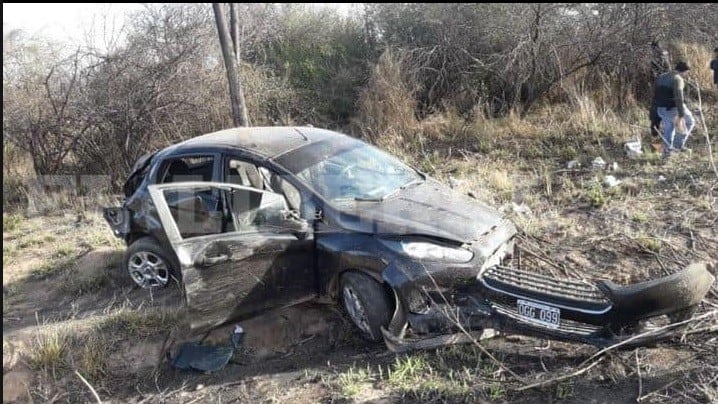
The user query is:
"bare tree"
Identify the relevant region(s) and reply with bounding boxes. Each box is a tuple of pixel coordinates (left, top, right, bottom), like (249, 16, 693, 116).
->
(212, 3, 250, 127)
(3, 33, 90, 177)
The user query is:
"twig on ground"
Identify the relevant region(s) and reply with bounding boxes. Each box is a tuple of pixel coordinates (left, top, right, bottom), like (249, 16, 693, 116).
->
(515, 356, 605, 391)
(75, 370, 102, 404)
(577, 310, 718, 369)
(637, 379, 680, 402)
(635, 349, 643, 401)
(654, 255, 670, 276)
(518, 310, 717, 392)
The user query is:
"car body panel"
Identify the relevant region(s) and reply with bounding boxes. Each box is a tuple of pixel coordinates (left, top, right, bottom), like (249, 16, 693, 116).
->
(324, 180, 505, 244)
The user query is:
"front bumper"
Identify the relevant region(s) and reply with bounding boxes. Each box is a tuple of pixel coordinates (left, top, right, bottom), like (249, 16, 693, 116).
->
(382, 262, 715, 352)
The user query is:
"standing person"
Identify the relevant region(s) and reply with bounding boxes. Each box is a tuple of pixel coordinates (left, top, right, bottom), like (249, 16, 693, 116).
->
(653, 61, 695, 157)
(649, 41, 671, 138)
(711, 47, 718, 87)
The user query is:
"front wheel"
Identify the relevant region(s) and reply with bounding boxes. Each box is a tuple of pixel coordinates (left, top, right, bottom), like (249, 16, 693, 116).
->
(340, 271, 393, 342)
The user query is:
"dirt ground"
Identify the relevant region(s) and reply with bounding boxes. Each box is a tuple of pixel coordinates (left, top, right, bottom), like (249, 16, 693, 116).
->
(3, 141, 718, 403)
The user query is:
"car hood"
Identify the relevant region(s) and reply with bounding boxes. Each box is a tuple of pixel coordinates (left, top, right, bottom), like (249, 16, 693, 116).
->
(331, 180, 507, 243)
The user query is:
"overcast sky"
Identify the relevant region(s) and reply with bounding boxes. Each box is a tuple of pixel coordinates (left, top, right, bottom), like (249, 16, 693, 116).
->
(3, 3, 356, 45)
(3, 3, 143, 43)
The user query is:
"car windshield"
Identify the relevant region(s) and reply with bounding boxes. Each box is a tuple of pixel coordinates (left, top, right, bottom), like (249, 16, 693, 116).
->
(282, 140, 423, 202)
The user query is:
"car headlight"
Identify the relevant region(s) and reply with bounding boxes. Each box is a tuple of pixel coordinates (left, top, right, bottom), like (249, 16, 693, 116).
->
(380, 239, 474, 263)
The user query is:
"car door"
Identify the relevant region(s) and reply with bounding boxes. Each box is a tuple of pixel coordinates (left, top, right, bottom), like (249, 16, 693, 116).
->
(147, 182, 315, 332)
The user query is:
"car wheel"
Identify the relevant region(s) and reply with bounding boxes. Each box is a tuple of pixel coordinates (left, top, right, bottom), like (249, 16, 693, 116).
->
(124, 237, 179, 288)
(340, 271, 393, 342)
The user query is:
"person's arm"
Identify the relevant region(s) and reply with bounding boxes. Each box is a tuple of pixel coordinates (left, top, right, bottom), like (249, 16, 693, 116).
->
(672, 75, 686, 117)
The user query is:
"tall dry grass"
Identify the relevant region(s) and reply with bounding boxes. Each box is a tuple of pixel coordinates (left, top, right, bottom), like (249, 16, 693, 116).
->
(669, 42, 715, 90)
(353, 43, 716, 172)
(3, 143, 34, 212)
(354, 49, 419, 150)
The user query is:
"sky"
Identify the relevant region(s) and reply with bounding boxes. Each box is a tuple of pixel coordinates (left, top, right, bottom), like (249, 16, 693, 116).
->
(3, 3, 144, 44)
(3, 3, 356, 45)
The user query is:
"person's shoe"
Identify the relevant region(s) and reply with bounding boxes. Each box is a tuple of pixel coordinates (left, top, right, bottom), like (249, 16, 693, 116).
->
(679, 147, 692, 155)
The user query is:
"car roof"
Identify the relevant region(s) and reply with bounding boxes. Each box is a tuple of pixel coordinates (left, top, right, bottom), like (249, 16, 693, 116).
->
(169, 126, 341, 158)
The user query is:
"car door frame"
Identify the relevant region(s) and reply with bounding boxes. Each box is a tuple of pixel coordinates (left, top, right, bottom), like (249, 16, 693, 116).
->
(147, 181, 316, 331)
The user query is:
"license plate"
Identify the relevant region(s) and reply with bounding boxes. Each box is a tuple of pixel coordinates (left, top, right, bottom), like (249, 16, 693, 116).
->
(516, 299, 560, 329)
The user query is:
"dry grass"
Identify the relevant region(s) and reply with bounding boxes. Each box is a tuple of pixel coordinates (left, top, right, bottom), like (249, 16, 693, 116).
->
(670, 42, 716, 90)
(31, 256, 76, 280)
(28, 326, 69, 373)
(356, 49, 419, 149)
(61, 269, 110, 296)
(486, 170, 515, 201)
(77, 332, 110, 381)
(99, 307, 181, 338)
(3, 213, 24, 233)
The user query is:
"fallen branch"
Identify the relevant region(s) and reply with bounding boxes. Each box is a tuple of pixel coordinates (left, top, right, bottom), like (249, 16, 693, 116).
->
(577, 309, 718, 369)
(515, 356, 605, 391)
(516, 309, 717, 392)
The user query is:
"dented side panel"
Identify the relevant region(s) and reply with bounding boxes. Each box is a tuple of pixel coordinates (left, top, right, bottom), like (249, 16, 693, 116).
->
(148, 182, 315, 332)
(175, 233, 314, 331)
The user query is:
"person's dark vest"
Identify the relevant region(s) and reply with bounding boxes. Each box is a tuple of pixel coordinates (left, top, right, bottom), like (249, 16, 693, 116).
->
(653, 73, 677, 108)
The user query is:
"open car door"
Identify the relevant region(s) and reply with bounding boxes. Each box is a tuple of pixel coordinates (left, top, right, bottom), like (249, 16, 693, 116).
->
(148, 182, 315, 332)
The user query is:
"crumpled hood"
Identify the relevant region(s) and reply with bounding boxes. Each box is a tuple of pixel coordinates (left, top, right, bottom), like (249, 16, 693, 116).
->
(332, 180, 507, 243)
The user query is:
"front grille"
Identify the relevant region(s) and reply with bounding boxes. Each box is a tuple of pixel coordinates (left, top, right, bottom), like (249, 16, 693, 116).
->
(483, 265, 610, 306)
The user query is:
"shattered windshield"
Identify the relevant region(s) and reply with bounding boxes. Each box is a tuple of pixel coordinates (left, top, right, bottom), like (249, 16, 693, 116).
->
(280, 139, 422, 202)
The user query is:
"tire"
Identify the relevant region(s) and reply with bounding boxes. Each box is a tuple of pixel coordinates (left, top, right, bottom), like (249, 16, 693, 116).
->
(340, 271, 393, 342)
(124, 237, 180, 288)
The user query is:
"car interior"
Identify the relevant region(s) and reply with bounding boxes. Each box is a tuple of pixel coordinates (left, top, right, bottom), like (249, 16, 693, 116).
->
(159, 156, 305, 239)
(227, 159, 302, 213)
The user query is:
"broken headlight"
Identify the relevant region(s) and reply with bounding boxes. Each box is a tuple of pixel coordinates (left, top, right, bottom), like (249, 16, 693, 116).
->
(379, 239, 474, 263)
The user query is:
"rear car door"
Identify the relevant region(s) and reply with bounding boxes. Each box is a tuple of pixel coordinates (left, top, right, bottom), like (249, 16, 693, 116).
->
(147, 182, 315, 331)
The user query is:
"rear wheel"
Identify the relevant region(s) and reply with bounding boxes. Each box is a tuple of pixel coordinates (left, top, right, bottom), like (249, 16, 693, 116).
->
(124, 237, 179, 288)
(340, 271, 393, 342)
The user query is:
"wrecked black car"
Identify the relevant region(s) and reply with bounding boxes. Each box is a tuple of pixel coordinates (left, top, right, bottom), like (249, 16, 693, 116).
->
(104, 127, 714, 351)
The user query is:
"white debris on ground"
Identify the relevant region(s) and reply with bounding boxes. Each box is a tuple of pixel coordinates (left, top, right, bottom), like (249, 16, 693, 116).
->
(624, 140, 643, 159)
(604, 175, 622, 188)
(566, 160, 581, 169)
(591, 157, 607, 170)
(658, 175, 667, 182)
